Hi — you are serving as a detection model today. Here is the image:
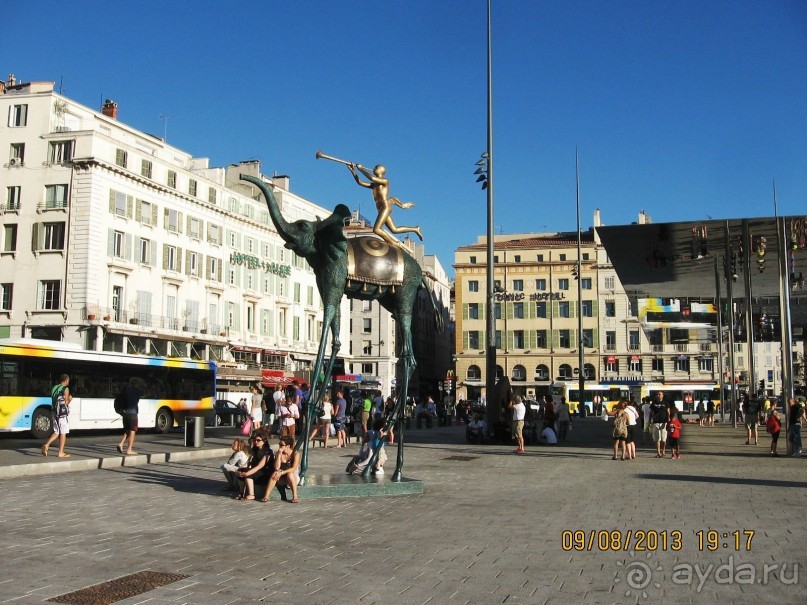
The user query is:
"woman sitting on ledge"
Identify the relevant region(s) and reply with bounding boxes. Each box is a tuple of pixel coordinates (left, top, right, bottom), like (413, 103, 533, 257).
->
(261, 435, 301, 503)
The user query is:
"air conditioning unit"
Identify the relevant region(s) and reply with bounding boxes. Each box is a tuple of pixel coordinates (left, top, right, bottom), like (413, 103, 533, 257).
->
(9, 158, 19, 166)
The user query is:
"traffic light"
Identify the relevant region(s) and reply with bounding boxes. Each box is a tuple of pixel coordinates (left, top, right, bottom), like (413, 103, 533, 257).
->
(758, 379, 765, 394)
(572, 263, 579, 280)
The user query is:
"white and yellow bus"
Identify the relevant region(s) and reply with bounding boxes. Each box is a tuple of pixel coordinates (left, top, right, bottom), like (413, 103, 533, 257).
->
(549, 382, 632, 414)
(0, 339, 216, 439)
(642, 383, 721, 414)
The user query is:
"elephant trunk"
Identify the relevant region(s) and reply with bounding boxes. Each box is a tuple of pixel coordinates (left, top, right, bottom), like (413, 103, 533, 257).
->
(240, 173, 300, 244)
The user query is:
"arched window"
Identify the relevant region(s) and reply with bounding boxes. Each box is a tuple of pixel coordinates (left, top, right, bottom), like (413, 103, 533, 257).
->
(584, 363, 596, 380)
(467, 365, 481, 380)
(535, 364, 549, 380)
(512, 364, 526, 381)
(558, 364, 573, 379)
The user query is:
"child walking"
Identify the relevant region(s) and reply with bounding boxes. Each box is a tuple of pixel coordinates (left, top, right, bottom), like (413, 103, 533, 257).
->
(667, 406, 682, 459)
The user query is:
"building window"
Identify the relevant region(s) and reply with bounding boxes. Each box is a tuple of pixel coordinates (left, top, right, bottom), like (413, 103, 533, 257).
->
(293, 282, 301, 303)
(467, 365, 481, 380)
(208, 224, 222, 245)
(535, 364, 549, 380)
(581, 300, 593, 317)
(513, 279, 523, 291)
(584, 363, 596, 379)
(49, 141, 73, 164)
(583, 328, 594, 348)
(536, 329, 547, 348)
(699, 357, 714, 372)
(537, 254, 544, 262)
(494, 303, 501, 320)
(188, 217, 202, 240)
(139, 238, 151, 264)
(208, 187, 217, 205)
(606, 357, 618, 373)
(0, 283, 12, 310)
(166, 209, 180, 232)
(188, 251, 199, 277)
(605, 331, 616, 351)
(164, 245, 178, 271)
(514, 255, 521, 262)
(115, 148, 127, 168)
(581, 277, 592, 290)
(141, 159, 153, 179)
(9, 104, 28, 127)
(113, 231, 125, 258)
(6, 186, 21, 211)
(307, 286, 314, 307)
(652, 358, 664, 372)
(167, 170, 177, 188)
(558, 363, 573, 379)
(604, 276, 615, 290)
(514, 302, 524, 318)
(41, 222, 65, 250)
(188, 179, 197, 197)
(228, 197, 239, 213)
(513, 330, 525, 349)
(535, 302, 547, 318)
(363, 318, 372, 333)
(362, 340, 372, 355)
(536, 278, 546, 291)
(38, 280, 61, 310)
(558, 301, 570, 318)
(675, 356, 690, 372)
(468, 280, 479, 292)
(605, 300, 616, 317)
(45, 184, 69, 209)
(558, 278, 570, 290)
(559, 330, 571, 348)
(512, 364, 526, 381)
(468, 302, 479, 319)
(629, 330, 640, 350)
(10, 143, 25, 164)
(3, 224, 17, 252)
(468, 330, 480, 349)
(495, 330, 502, 349)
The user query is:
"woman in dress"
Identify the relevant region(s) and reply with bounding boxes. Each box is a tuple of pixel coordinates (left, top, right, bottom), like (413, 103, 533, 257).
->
(309, 393, 334, 447)
(250, 386, 264, 430)
(611, 400, 629, 460)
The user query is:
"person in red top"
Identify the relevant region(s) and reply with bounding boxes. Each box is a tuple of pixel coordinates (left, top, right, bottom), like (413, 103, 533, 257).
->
(667, 406, 682, 459)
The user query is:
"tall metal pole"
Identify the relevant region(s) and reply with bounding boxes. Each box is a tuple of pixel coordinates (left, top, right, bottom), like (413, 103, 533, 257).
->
(724, 221, 738, 427)
(576, 149, 585, 405)
(742, 220, 757, 397)
(714, 257, 726, 422)
(484, 0, 497, 426)
(776, 216, 795, 452)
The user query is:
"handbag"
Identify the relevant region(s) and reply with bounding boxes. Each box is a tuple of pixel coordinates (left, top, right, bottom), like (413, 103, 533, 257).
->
(241, 416, 253, 436)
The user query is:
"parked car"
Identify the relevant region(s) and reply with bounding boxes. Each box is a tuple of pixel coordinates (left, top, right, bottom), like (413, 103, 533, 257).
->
(208, 399, 248, 427)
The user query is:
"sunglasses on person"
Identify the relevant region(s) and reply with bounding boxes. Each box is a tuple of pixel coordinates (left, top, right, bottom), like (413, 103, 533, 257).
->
(254, 438, 264, 443)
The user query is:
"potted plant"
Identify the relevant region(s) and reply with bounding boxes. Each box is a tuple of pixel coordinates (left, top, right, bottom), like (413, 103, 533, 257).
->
(200, 318, 208, 334)
(128, 299, 139, 324)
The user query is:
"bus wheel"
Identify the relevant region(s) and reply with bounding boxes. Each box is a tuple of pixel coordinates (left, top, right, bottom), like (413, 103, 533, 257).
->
(31, 407, 53, 440)
(154, 408, 173, 433)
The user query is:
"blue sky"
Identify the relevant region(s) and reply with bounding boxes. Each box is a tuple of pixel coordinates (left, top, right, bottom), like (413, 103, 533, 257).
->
(4, 1, 806, 276)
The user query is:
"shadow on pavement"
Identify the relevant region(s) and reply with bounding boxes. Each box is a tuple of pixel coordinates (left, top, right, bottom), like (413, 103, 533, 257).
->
(636, 473, 807, 489)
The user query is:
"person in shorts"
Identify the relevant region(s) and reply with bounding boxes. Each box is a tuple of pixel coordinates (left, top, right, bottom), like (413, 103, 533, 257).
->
(650, 392, 670, 457)
(42, 374, 72, 458)
(667, 406, 682, 459)
(117, 376, 146, 455)
(509, 395, 526, 454)
(743, 394, 760, 445)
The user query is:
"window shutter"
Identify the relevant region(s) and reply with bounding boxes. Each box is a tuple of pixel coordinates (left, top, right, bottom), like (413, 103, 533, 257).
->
(552, 330, 560, 349)
(592, 330, 599, 348)
(109, 190, 116, 213)
(162, 244, 169, 270)
(175, 247, 183, 273)
(552, 301, 559, 318)
(570, 302, 576, 318)
(124, 234, 133, 261)
(177, 212, 184, 234)
(506, 331, 514, 350)
(592, 300, 598, 317)
(164, 208, 170, 229)
(186, 215, 191, 234)
(463, 331, 469, 350)
(506, 303, 514, 319)
(150, 204, 158, 226)
(126, 195, 134, 218)
(528, 329, 536, 349)
(135, 200, 142, 222)
(108, 229, 116, 256)
(234, 305, 241, 330)
(31, 223, 41, 251)
(462, 303, 468, 320)
(185, 250, 191, 275)
(150, 241, 157, 266)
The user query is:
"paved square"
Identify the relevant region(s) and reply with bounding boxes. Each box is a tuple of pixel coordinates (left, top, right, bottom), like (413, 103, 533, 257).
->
(0, 420, 803, 604)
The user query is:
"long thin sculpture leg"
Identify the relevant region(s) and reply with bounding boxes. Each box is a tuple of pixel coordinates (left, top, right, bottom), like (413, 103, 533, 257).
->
(392, 357, 415, 482)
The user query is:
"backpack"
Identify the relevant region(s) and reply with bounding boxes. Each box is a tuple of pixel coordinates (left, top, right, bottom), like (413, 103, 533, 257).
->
(766, 413, 780, 434)
(113, 391, 126, 415)
(51, 385, 69, 418)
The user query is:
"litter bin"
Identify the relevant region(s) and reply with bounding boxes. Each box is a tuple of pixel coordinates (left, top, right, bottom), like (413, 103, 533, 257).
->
(184, 416, 205, 447)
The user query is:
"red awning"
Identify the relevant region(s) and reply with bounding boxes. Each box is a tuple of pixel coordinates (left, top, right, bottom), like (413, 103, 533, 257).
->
(261, 369, 295, 388)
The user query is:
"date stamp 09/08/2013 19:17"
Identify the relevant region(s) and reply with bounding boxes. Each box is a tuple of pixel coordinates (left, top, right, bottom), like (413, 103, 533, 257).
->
(560, 529, 756, 553)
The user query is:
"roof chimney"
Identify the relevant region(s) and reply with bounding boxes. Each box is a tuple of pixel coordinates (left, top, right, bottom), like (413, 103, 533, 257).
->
(8, 74, 15, 87)
(101, 99, 118, 119)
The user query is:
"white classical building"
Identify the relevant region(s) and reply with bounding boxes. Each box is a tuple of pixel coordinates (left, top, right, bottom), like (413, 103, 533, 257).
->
(0, 75, 350, 389)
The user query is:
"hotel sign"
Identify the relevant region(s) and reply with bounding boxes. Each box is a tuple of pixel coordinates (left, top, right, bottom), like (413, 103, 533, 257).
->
(229, 252, 291, 277)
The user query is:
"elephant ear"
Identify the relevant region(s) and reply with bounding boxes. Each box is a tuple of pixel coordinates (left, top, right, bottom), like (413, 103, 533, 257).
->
(314, 204, 350, 262)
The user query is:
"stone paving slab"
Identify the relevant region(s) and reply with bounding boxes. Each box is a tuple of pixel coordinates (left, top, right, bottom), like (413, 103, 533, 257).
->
(0, 420, 804, 604)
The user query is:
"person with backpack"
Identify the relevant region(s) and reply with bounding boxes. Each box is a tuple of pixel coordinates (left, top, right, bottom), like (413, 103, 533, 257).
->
(650, 391, 671, 458)
(41, 374, 72, 458)
(743, 394, 761, 446)
(116, 376, 146, 455)
(766, 404, 782, 456)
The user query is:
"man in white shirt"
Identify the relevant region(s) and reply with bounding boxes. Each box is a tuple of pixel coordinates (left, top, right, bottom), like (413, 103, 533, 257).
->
(624, 400, 639, 459)
(509, 395, 527, 454)
(466, 413, 488, 444)
(641, 397, 652, 443)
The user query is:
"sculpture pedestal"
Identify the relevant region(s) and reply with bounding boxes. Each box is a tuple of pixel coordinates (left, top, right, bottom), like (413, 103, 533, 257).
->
(271, 473, 424, 501)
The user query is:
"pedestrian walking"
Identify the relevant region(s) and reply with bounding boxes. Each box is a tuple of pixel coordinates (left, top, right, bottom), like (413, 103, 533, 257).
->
(116, 376, 146, 455)
(42, 374, 72, 458)
(509, 395, 526, 454)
